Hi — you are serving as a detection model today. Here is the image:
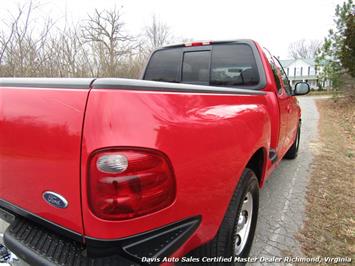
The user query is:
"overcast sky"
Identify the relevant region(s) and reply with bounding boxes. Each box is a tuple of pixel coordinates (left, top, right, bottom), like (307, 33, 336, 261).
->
(0, 0, 345, 58)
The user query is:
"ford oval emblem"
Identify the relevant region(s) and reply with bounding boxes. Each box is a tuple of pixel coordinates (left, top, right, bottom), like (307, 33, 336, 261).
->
(43, 191, 68, 209)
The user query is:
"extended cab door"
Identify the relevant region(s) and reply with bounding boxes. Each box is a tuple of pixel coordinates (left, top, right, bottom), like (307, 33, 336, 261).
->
(275, 82, 290, 154)
(264, 51, 290, 155)
(275, 71, 290, 154)
(273, 58, 297, 151)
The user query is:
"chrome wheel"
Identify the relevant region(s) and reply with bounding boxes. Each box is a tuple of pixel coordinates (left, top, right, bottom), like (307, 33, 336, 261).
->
(234, 192, 253, 255)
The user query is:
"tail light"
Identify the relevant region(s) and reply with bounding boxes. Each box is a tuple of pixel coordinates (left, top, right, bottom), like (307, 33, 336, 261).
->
(88, 148, 176, 220)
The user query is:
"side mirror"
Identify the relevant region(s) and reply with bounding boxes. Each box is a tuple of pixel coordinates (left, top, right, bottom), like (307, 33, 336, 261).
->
(294, 82, 310, 95)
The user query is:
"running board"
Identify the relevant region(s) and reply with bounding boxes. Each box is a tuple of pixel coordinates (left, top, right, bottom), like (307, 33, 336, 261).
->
(269, 149, 278, 164)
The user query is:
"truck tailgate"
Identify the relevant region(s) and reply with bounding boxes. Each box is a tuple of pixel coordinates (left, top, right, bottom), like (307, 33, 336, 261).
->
(0, 79, 93, 235)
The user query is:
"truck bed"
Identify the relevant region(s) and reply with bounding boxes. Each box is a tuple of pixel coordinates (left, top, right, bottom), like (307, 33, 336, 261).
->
(1, 77, 271, 262)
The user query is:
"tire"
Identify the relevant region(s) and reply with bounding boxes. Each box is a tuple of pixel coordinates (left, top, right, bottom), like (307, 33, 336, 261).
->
(187, 168, 259, 265)
(284, 122, 301, 159)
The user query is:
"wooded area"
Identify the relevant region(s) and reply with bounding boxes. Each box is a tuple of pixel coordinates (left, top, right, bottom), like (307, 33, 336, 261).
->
(0, 0, 353, 95)
(0, 2, 172, 79)
(316, 0, 354, 93)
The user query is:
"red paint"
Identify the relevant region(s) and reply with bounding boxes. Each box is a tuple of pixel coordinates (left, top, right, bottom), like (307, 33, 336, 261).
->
(0, 40, 302, 260)
(0, 87, 89, 234)
(81, 89, 271, 244)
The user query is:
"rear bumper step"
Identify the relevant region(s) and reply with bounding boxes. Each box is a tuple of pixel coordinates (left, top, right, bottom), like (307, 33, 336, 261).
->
(3, 215, 200, 265)
(4, 218, 137, 266)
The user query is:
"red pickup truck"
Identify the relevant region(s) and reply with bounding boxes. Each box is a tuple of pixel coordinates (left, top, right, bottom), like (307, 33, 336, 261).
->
(0, 40, 309, 265)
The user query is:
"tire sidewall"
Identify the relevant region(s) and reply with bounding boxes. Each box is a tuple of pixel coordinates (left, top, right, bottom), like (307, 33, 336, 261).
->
(185, 168, 260, 265)
(295, 124, 301, 153)
(285, 122, 301, 159)
(231, 170, 259, 261)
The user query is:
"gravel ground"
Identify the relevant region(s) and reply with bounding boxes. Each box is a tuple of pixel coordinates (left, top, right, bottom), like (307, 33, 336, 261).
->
(0, 97, 320, 266)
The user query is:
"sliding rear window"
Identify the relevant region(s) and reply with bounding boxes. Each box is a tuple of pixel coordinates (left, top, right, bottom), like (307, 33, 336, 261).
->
(182, 51, 210, 84)
(144, 43, 260, 87)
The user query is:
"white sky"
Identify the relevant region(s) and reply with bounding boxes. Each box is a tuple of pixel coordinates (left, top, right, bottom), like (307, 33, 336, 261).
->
(0, 0, 345, 58)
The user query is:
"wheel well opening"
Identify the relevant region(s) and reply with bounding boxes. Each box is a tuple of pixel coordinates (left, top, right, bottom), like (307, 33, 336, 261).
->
(246, 148, 265, 185)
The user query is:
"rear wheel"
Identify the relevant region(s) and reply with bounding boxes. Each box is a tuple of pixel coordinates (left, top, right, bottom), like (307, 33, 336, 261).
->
(188, 168, 259, 265)
(284, 122, 301, 159)
(233, 191, 254, 256)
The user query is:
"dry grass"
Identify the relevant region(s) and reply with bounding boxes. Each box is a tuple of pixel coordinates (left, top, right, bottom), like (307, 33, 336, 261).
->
(297, 97, 355, 262)
(307, 90, 338, 96)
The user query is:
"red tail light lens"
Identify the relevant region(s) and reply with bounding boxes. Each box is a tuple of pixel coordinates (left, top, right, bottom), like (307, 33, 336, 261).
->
(88, 148, 176, 220)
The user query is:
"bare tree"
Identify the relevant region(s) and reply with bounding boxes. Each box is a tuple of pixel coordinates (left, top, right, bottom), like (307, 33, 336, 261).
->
(122, 42, 149, 78)
(143, 15, 171, 54)
(45, 26, 93, 77)
(0, 9, 23, 65)
(0, 4, 141, 78)
(0, 3, 182, 79)
(81, 8, 134, 77)
(0, 1, 58, 77)
(288, 39, 322, 59)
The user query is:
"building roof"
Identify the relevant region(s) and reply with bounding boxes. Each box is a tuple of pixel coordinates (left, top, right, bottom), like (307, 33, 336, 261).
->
(279, 58, 316, 68)
(303, 58, 316, 65)
(279, 59, 294, 67)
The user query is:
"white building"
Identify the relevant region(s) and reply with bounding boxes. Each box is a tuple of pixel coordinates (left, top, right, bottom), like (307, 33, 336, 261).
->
(280, 58, 331, 90)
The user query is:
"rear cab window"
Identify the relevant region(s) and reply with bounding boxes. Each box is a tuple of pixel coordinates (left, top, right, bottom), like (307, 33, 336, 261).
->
(143, 42, 263, 90)
(144, 48, 181, 82)
(211, 44, 259, 86)
(182, 51, 210, 84)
